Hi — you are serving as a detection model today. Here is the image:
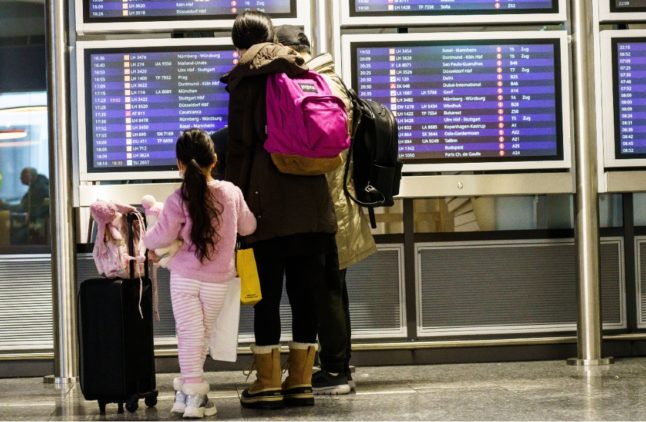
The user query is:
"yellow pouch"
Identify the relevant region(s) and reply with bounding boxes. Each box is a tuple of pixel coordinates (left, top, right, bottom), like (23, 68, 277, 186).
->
(236, 248, 262, 306)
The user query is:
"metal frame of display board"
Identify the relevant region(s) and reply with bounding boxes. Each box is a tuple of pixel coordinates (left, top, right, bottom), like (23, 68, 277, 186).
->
(600, 30, 646, 169)
(598, 0, 646, 22)
(598, 30, 646, 193)
(75, 37, 231, 182)
(340, 0, 567, 26)
(74, 0, 311, 34)
(341, 31, 573, 175)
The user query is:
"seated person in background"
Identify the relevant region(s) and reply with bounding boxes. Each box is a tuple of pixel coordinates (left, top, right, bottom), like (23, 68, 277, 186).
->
(0, 167, 49, 218)
(0, 167, 50, 244)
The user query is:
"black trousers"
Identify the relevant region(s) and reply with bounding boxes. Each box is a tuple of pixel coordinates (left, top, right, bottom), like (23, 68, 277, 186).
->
(314, 250, 351, 374)
(252, 239, 326, 346)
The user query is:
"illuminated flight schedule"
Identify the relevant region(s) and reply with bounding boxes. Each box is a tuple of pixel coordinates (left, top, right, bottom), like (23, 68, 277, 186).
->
(614, 40, 646, 158)
(351, 0, 556, 14)
(86, 0, 294, 20)
(86, 47, 233, 172)
(352, 40, 563, 162)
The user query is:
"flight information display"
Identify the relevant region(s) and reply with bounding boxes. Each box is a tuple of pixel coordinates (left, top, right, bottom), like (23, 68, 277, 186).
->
(85, 0, 295, 21)
(352, 40, 563, 163)
(610, 0, 646, 12)
(350, 0, 557, 15)
(85, 46, 233, 173)
(613, 39, 646, 158)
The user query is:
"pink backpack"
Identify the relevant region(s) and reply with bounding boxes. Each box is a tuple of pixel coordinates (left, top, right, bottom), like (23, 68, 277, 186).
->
(90, 201, 146, 280)
(265, 71, 350, 176)
(90, 200, 158, 320)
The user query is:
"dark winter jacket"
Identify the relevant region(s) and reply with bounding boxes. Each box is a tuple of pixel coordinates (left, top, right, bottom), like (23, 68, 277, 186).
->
(20, 174, 49, 220)
(220, 43, 336, 245)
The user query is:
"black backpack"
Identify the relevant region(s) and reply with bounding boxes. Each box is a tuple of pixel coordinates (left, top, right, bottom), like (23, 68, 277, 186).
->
(343, 87, 403, 228)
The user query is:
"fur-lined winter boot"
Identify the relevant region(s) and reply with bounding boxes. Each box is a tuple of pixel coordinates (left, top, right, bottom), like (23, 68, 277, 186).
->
(240, 344, 283, 409)
(282, 342, 317, 406)
(181, 381, 217, 418)
(171, 377, 187, 414)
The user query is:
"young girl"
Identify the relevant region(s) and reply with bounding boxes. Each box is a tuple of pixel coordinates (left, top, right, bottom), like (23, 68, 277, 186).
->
(144, 128, 256, 418)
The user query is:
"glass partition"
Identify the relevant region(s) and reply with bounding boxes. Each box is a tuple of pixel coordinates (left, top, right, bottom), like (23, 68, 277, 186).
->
(413, 194, 578, 232)
(0, 92, 49, 248)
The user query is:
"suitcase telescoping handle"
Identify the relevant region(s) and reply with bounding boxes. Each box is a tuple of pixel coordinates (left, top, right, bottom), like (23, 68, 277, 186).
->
(127, 211, 149, 319)
(126, 211, 149, 280)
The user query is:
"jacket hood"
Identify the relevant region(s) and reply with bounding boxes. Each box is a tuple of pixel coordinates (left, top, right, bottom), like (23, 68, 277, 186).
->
(306, 53, 336, 75)
(33, 174, 49, 185)
(220, 43, 307, 91)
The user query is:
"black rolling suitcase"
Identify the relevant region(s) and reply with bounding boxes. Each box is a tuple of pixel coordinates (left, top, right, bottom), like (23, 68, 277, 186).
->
(79, 212, 158, 414)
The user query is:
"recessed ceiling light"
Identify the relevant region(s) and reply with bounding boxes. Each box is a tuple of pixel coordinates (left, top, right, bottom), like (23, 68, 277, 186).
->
(0, 140, 36, 148)
(0, 130, 28, 140)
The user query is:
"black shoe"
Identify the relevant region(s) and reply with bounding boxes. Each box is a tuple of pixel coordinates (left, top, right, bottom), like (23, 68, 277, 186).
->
(312, 370, 351, 395)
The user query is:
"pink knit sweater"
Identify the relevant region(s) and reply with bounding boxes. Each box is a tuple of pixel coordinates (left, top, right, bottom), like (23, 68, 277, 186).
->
(144, 180, 257, 283)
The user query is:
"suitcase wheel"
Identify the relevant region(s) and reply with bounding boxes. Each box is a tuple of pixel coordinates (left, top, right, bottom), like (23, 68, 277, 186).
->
(126, 397, 139, 413)
(98, 401, 106, 415)
(145, 391, 158, 408)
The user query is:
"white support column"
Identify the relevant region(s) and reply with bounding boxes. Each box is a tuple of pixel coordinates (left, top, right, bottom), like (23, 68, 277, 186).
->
(311, 0, 334, 56)
(569, 0, 612, 366)
(46, 0, 79, 384)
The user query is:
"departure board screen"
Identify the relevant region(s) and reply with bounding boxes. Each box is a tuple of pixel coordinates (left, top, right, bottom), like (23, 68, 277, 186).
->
(613, 39, 646, 159)
(352, 40, 563, 164)
(350, 0, 557, 15)
(85, 46, 233, 173)
(84, 0, 296, 21)
(610, 0, 646, 13)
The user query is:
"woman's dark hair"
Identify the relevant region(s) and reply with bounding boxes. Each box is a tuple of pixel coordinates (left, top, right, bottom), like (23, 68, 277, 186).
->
(176, 128, 222, 262)
(231, 10, 274, 50)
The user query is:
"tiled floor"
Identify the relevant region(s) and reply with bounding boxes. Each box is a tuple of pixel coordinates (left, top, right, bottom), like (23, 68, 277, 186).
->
(2, 358, 646, 420)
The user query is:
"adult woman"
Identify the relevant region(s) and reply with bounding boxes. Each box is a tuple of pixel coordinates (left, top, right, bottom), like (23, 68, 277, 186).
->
(221, 11, 336, 409)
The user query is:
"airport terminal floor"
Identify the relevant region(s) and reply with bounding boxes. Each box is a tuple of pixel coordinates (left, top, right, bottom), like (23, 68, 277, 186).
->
(3, 358, 646, 421)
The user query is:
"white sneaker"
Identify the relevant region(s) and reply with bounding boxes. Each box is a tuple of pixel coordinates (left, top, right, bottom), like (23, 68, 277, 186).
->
(171, 378, 187, 414)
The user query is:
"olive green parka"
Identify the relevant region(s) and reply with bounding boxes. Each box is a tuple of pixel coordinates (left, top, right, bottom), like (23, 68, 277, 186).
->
(307, 53, 377, 269)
